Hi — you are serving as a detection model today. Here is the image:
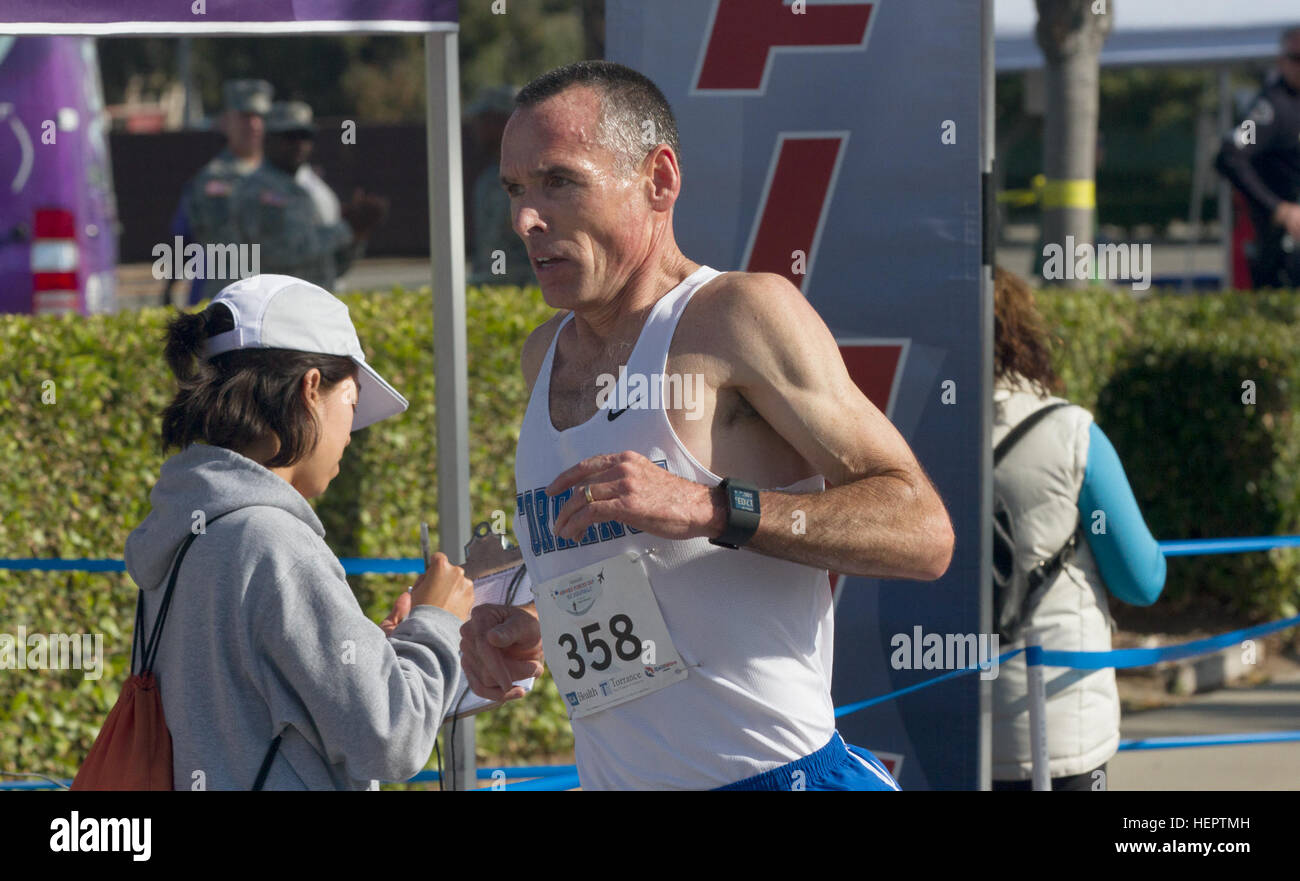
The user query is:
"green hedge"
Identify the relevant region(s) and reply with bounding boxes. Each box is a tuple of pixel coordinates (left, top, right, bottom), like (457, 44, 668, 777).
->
(0, 283, 570, 781)
(1035, 288, 1300, 621)
(3, 285, 1299, 782)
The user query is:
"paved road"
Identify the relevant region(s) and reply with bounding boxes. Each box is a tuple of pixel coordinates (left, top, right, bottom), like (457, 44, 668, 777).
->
(1110, 670, 1300, 791)
(115, 257, 438, 310)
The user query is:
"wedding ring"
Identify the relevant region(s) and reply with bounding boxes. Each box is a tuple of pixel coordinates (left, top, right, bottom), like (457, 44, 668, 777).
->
(583, 484, 594, 504)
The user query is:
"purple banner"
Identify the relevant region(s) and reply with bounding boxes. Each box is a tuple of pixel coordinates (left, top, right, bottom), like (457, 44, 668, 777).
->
(0, 0, 455, 30)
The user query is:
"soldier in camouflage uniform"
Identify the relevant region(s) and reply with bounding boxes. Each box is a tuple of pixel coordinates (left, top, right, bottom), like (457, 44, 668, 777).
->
(163, 79, 273, 306)
(231, 101, 387, 291)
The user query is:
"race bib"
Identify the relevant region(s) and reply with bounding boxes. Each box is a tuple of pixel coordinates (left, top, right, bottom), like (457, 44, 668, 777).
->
(537, 549, 687, 719)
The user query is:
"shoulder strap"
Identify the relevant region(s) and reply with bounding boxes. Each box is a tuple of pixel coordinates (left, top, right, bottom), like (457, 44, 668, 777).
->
(127, 508, 284, 790)
(253, 734, 282, 790)
(134, 510, 235, 676)
(1028, 526, 1082, 591)
(994, 401, 1073, 466)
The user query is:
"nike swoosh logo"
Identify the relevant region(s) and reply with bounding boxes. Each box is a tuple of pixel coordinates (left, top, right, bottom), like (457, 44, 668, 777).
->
(606, 397, 644, 420)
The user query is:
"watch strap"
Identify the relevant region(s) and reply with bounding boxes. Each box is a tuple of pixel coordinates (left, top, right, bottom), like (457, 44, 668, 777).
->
(709, 477, 761, 549)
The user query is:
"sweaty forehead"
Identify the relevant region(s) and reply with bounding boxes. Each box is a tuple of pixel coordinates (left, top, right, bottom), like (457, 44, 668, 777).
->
(501, 87, 613, 171)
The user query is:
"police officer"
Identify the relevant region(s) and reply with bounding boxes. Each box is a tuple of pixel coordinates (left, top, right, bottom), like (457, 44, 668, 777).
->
(1215, 27, 1300, 289)
(231, 101, 388, 290)
(163, 79, 273, 306)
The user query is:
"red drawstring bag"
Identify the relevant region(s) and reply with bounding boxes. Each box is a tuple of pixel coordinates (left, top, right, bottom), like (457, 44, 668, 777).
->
(73, 517, 232, 790)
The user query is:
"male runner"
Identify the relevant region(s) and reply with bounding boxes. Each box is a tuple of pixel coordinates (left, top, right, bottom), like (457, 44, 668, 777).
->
(460, 61, 954, 790)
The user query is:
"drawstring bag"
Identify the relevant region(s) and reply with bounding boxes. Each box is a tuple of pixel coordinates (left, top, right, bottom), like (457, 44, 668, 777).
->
(72, 513, 280, 789)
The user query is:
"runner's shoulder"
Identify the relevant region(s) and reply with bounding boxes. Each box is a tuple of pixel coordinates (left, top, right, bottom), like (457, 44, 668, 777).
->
(683, 270, 815, 348)
(522, 310, 570, 392)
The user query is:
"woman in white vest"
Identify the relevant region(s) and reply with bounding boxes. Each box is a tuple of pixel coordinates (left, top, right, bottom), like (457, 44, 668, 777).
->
(991, 267, 1167, 791)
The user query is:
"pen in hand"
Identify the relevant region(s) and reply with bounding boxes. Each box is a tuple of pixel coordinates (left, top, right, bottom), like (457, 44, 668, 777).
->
(409, 522, 431, 593)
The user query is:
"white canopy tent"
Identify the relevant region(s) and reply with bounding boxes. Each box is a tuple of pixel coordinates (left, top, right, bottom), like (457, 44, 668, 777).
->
(994, 0, 1299, 287)
(0, 1, 477, 789)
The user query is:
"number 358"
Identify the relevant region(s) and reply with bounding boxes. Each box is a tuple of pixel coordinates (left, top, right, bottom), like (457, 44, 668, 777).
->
(556, 614, 641, 680)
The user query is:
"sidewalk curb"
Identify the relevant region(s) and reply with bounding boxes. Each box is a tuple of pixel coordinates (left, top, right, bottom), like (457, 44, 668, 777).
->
(1163, 642, 1264, 695)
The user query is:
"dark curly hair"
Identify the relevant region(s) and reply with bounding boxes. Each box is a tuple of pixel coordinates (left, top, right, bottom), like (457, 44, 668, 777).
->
(993, 266, 1063, 395)
(160, 302, 358, 467)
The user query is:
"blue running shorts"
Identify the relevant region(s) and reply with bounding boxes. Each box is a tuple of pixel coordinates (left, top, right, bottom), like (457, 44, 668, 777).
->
(715, 732, 901, 791)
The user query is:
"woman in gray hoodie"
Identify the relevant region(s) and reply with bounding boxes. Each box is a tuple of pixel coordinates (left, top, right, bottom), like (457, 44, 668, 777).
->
(124, 274, 473, 790)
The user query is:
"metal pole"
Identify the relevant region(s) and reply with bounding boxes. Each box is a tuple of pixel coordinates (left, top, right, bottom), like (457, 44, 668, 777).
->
(1218, 67, 1233, 289)
(1023, 626, 1053, 791)
(1185, 73, 1213, 294)
(177, 37, 193, 129)
(425, 29, 475, 790)
(979, 0, 996, 794)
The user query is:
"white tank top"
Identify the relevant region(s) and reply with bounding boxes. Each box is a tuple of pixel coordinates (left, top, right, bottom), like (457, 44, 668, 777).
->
(513, 265, 836, 789)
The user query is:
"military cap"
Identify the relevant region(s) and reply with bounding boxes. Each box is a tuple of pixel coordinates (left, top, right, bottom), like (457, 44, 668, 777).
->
(222, 79, 274, 115)
(266, 100, 315, 134)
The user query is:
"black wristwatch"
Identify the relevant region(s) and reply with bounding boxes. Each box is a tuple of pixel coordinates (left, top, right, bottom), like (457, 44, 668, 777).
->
(708, 477, 761, 549)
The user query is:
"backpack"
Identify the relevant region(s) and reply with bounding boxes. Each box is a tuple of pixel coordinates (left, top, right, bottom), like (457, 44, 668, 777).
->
(72, 512, 281, 790)
(992, 402, 1083, 643)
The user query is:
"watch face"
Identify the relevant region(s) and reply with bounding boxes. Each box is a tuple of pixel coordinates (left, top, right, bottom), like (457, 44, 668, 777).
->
(731, 486, 758, 513)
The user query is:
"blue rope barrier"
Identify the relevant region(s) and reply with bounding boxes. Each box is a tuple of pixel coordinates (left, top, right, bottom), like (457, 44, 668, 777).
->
(0, 557, 428, 575)
(4, 537, 1298, 786)
(832, 614, 1300, 720)
(484, 773, 582, 791)
(0, 559, 126, 572)
(0, 779, 68, 790)
(1118, 731, 1300, 751)
(406, 764, 580, 783)
(1027, 613, 1300, 669)
(1158, 535, 1300, 556)
(833, 648, 1026, 717)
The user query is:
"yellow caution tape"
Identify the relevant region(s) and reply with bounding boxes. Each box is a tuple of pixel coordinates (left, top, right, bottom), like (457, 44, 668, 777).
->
(1040, 178, 1096, 210)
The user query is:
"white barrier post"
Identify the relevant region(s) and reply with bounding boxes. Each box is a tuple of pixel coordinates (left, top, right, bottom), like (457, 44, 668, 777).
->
(1023, 625, 1054, 791)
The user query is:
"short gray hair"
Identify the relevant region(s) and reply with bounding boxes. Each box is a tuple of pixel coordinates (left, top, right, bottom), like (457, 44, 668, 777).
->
(516, 61, 681, 176)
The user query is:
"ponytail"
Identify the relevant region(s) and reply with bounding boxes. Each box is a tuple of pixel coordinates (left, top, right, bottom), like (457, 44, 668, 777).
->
(159, 303, 357, 466)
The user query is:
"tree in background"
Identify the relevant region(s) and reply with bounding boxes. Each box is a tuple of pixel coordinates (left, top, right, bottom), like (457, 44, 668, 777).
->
(1035, 0, 1112, 287)
(459, 0, 585, 102)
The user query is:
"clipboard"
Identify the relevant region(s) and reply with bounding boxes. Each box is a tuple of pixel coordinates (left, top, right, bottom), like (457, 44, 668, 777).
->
(448, 522, 535, 719)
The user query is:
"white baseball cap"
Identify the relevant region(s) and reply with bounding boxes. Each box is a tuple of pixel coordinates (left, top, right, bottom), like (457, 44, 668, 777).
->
(201, 274, 408, 431)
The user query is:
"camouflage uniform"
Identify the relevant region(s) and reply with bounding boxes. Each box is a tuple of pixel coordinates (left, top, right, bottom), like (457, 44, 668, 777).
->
(230, 162, 357, 290)
(184, 148, 258, 248)
(173, 80, 272, 303)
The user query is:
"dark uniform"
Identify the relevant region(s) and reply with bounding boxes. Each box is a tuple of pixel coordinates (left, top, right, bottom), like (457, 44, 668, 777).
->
(230, 101, 359, 290)
(1215, 73, 1300, 288)
(169, 79, 273, 305)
